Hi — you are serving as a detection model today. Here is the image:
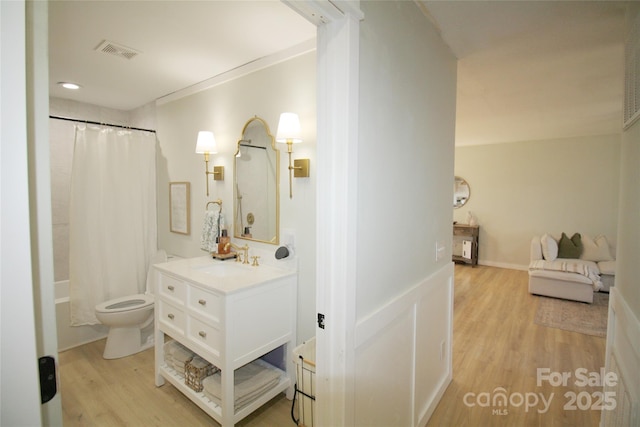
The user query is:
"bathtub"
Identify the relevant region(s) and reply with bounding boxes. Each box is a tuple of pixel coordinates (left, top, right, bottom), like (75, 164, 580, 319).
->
(55, 280, 109, 352)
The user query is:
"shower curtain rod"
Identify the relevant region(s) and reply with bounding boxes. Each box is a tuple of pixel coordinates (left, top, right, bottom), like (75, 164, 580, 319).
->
(49, 115, 156, 133)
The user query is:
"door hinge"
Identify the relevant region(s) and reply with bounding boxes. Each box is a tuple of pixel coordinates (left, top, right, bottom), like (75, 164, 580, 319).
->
(39, 355, 57, 404)
(317, 313, 325, 329)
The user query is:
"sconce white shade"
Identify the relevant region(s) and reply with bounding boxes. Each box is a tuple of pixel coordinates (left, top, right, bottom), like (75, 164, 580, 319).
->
(195, 131, 217, 153)
(276, 113, 302, 143)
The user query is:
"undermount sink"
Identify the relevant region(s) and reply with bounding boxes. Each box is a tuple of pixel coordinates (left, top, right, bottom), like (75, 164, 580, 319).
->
(193, 262, 248, 277)
(155, 256, 295, 294)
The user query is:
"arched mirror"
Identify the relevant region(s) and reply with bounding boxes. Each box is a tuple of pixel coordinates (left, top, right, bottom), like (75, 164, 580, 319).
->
(234, 116, 280, 244)
(454, 176, 470, 209)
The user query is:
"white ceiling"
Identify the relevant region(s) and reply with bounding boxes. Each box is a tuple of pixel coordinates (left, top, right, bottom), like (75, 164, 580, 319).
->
(424, 0, 628, 145)
(49, 1, 629, 146)
(48, 1, 317, 111)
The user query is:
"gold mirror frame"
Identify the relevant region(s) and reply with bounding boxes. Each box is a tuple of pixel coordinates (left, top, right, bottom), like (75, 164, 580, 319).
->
(454, 176, 470, 209)
(233, 116, 280, 244)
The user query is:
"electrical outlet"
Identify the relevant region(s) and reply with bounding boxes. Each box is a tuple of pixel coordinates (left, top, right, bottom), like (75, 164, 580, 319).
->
(282, 229, 295, 248)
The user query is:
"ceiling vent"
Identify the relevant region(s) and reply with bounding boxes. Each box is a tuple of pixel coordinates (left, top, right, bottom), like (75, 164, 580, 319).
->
(95, 40, 140, 60)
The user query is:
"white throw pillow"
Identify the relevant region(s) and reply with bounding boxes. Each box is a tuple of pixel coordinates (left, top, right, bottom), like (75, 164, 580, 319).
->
(540, 234, 558, 261)
(580, 234, 614, 262)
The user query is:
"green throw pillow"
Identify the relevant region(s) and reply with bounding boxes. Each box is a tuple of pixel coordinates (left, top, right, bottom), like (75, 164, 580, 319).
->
(557, 232, 582, 259)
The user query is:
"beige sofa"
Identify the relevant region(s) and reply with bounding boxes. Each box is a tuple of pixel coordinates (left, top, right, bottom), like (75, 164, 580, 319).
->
(528, 234, 615, 304)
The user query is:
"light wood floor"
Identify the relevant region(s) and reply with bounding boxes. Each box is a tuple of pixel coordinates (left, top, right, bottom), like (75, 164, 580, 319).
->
(426, 265, 605, 427)
(59, 265, 605, 426)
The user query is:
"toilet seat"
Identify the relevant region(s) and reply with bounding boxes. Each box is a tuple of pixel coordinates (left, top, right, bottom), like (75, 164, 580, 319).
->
(95, 293, 154, 313)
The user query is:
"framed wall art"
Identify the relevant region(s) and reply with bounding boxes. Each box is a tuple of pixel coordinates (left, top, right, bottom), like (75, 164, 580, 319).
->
(169, 182, 190, 234)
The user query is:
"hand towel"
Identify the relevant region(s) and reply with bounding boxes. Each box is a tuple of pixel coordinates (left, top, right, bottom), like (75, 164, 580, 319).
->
(200, 210, 219, 252)
(200, 210, 224, 253)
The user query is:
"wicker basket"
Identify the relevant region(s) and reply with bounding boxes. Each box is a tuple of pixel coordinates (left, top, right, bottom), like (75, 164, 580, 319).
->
(185, 358, 218, 392)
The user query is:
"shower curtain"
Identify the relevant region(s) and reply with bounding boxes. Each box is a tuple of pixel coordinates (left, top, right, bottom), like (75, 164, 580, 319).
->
(69, 126, 157, 326)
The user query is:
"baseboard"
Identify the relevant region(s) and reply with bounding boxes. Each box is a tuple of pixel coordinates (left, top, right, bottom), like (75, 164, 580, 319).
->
(478, 260, 528, 271)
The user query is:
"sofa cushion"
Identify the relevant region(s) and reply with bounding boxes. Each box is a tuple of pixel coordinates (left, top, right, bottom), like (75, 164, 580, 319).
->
(540, 234, 558, 261)
(580, 234, 614, 262)
(558, 232, 582, 259)
(598, 260, 616, 276)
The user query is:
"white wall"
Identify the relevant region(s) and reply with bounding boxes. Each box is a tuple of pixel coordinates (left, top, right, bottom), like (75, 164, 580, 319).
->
(602, 5, 640, 424)
(454, 134, 621, 269)
(1, 1, 44, 423)
(354, 2, 456, 425)
(155, 51, 317, 342)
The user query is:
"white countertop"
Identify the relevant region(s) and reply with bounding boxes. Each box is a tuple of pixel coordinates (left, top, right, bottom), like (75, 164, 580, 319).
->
(153, 256, 295, 294)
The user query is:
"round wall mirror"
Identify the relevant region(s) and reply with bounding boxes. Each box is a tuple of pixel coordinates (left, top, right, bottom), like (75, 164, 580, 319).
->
(234, 117, 280, 244)
(454, 176, 470, 209)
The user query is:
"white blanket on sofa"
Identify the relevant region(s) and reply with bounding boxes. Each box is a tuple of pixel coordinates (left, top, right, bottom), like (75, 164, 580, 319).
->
(529, 259, 603, 291)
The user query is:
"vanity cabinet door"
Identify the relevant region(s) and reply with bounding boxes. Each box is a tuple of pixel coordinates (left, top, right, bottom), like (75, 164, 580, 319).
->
(188, 286, 222, 324)
(187, 316, 222, 360)
(159, 274, 186, 304)
(158, 300, 185, 335)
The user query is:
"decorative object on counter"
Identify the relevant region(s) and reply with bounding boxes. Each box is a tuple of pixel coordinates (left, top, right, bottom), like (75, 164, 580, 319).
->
(234, 116, 280, 245)
(454, 176, 470, 208)
(217, 229, 230, 255)
(275, 246, 290, 260)
(276, 112, 309, 199)
(467, 211, 478, 226)
(169, 182, 190, 235)
(201, 200, 223, 253)
(211, 252, 237, 260)
(195, 130, 224, 196)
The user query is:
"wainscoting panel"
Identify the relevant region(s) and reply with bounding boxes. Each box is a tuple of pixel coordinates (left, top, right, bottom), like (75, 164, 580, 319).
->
(602, 287, 639, 427)
(354, 263, 454, 426)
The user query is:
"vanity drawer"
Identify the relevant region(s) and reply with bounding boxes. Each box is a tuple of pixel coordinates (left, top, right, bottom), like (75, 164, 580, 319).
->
(188, 316, 221, 358)
(159, 274, 185, 303)
(188, 286, 221, 323)
(158, 300, 185, 334)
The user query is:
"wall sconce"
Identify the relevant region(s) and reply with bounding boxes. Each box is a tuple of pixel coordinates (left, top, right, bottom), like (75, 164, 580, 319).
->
(195, 130, 224, 196)
(276, 112, 310, 199)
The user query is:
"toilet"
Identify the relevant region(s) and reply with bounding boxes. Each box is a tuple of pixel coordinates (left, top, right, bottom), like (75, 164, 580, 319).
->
(95, 249, 167, 359)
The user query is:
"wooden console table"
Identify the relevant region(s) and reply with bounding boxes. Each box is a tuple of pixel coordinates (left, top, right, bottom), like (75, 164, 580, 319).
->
(453, 224, 479, 267)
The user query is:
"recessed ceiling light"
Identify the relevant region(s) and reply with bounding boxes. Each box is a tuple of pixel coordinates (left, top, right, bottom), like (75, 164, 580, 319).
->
(58, 82, 81, 90)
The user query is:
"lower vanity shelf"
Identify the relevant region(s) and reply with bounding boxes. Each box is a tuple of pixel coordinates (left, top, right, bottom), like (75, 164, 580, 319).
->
(158, 360, 290, 424)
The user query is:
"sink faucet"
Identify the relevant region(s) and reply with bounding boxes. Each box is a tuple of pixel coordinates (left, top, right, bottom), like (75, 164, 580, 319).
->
(228, 242, 250, 264)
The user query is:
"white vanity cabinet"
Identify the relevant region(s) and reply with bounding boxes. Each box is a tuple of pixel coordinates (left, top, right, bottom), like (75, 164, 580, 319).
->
(153, 257, 297, 426)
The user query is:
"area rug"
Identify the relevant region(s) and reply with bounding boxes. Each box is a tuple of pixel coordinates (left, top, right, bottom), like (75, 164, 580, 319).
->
(534, 292, 609, 337)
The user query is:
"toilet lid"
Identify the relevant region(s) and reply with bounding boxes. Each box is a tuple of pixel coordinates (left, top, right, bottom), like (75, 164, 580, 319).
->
(95, 293, 154, 313)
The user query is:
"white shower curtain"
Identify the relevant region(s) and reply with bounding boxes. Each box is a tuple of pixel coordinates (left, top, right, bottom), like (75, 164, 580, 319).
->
(69, 126, 157, 326)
